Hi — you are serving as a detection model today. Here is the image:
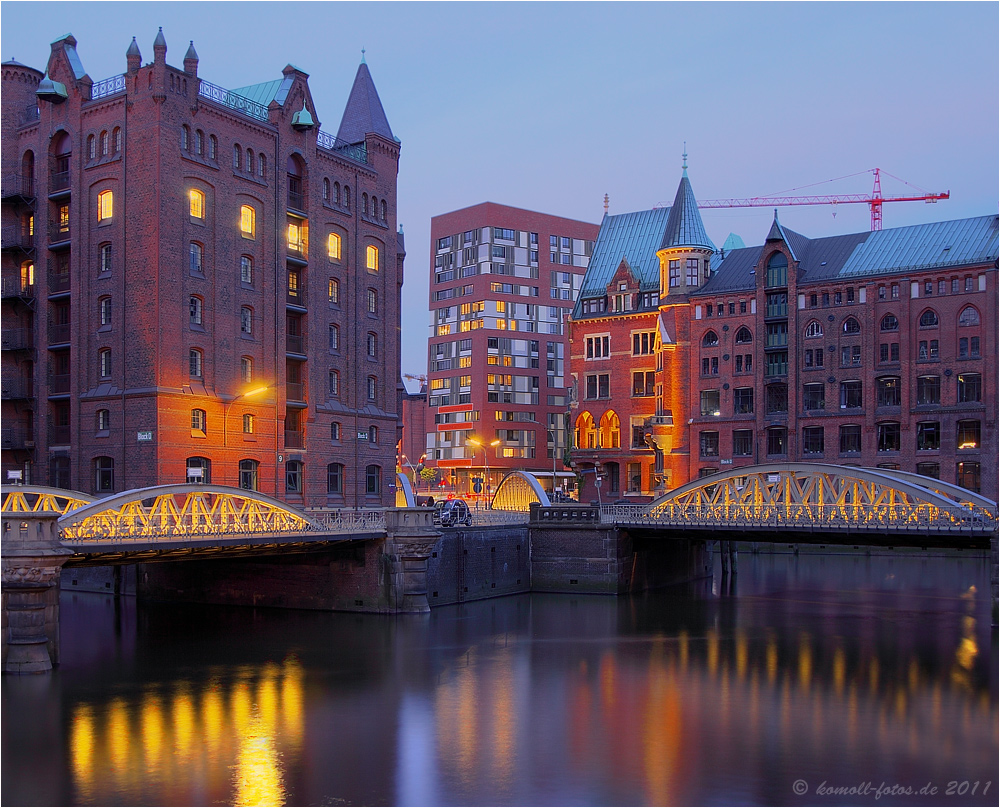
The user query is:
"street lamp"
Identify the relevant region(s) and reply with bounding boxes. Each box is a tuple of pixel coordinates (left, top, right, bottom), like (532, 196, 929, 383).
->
(223, 385, 269, 449)
(401, 453, 426, 492)
(466, 438, 501, 507)
(548, 428, 559, 500)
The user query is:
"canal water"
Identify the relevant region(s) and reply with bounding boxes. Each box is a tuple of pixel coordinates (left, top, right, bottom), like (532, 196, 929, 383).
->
(2, 551, 997, 806)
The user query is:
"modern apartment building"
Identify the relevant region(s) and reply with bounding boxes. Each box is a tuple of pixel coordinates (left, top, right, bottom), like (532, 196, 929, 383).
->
(568, 167, 998, 502)
(425, 203, 599, 498)
(1, 32, 404, 507)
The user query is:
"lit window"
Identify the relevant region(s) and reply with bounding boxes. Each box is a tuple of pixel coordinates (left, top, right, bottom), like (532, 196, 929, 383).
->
(97, 190, 113, 221)
(287, 221, 305, 253)
(240, 205, 255, 238)
(189, 189, 204, 218)
(366, 244, 379, 271)
(191, 408, 206, 433)
(328, 232, 342, 260)
(243, 413, 254, 434)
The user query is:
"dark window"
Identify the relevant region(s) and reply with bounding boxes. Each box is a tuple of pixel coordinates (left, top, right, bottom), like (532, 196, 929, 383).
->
(957, 373, 981, 403)
(327, 462, 343, 493)
(840, 425, 862, 454)
(94, 456, 114, 492)
(700, 389, 720, 416)
(843, 317, 861, 334)
(733, 430, 753, 457)
(916, 375, 940, 405)
(366, 464, 381, 495)
(876, 377, 901, 407)
(803, 383, 825, 410)
(734, 387, 754, 414)
(876, 422, 900, 452)
(239, 459, 259, 491)
(766, 427, 786, 456)
(916, 422, 940, 451)
(286, 460, 302, 492)
(766, 252, 788, 288)
(956, 462, 980, 493)
(699, 431, 719, 458)
(879, 314, 898, 332)
(802, 426, 824, 455)
(916, 462, 939, 480)
(918, 309, 938, 327)
(765, 383, 787, 414)
(840, 381, 862, 409)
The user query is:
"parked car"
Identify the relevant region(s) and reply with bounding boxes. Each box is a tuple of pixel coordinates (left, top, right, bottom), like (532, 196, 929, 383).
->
(434, 498, 472, 527)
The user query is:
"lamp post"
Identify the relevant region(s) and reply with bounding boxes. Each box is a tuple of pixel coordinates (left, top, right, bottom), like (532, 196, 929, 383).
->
(223, 386, 269, 484)
(401, 453, 426, 492)
(548, 429, 558, 500)
(466, 438, 500, 508)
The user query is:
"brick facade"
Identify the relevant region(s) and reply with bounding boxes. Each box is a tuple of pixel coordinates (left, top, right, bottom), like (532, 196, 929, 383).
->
(1, 32, 404, 507)
(568, 170, 998, 503)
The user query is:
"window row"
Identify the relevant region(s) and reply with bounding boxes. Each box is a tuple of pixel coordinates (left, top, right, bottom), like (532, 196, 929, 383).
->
(180, 126, 219, 161)
(87, 128, 122, 160)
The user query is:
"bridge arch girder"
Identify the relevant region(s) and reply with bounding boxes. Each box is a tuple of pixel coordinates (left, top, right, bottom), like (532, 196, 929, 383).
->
(493, 471, 550, 510)
(1, 485, 94, 515)
(58, 484, 320, 540)
(637, 463, 996, 531)
(395, 473, 417, 507)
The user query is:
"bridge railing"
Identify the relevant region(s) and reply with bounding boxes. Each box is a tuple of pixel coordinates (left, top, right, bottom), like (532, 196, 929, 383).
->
(469, 508, 530, 526)
(601, 503, 996, 533)
(309, 509, 387, 533)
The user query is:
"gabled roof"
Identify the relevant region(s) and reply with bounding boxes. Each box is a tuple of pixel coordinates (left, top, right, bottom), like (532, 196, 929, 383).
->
(336, 61, 394, 144)
(659, 172, 715, 252)
(577, 208, 672, 305)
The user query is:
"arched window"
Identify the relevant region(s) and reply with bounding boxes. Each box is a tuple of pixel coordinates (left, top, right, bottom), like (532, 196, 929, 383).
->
(344, 186, 350, 210)
(366, 245, 379, 271)
(918, 309, 938, 328)
(880, 313, 899, 332)
(843, 317, 861, 334)
(327, 462, 344, 493)
(239, 459, 259, 491)
(367, 288, 377, 314)
(328, 369, 339, 397)
(94, 456, 115, 492)
(88, 134, 96, 159)
(99, 348, 112, 378)
(368, 425, 378, 444)
(285, 460, 302, 492)
(258, 154, 266, 179)
(243, 413, 254, 434)
(766, 252, 788, 287)
(96, 409, 110, 431)
(362, 193, 368, 215)
(372, 196, 378, 217)
(381, 199, 387, 221)
(702, 330, 719, 347)
(367, 332, 377, 358)
(208, 135, 217, 159)
(240, 205, 255, 238)
(328, 232, 341, 260)
(186, 456, 210, 483)
(233, 144, 241, 170)
(599, 410, 621, 449)
(329, 278, 340, 305)
(97, 190, 114, 221)
(805, 320, 823, 338)
(333, 182, 341, 205)
(287, 154, 303, 208)
(328, 323, 339, 351)
(323, 178, 330, 201)
(365, 464, 381, 495)
(113, 127, 122, 153)
(735, 327, 753, 344)
(241, 356, 253, 383)
(240, 306, 253, 335)
(182, 125, 190, 151)
(189, 295, 203, 325)
(246, 148, 254, 174)
(189, 188, 205, 218)
(99, 131, 108, 155)
(575, 412, 597, 449)
(194, 129, 203, 155)
(958, 306, 980, 326)
(189, 242, 203, 273)
(189, 348, 203, 378)
(367, 375, 378, 401)
(240, 255, 253, 284)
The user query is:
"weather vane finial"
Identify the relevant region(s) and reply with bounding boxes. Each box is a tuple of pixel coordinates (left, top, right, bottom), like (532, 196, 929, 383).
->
(682, 142, 688, 173)
(361, 47, 366, 64)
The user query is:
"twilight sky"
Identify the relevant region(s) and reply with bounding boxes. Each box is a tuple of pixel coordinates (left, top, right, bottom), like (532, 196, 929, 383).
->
(3, 2, 997, 384)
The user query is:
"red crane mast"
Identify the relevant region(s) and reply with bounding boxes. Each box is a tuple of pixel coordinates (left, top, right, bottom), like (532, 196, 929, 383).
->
(697, 168, 950, 231)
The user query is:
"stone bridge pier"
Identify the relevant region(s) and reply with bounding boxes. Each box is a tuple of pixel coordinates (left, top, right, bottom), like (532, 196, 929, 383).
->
(1, 512, 73, 674)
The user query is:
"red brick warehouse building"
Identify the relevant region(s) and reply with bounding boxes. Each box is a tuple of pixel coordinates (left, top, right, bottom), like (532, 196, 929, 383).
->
(1, 31, 405, 507)
(568, 164, 998, 503)
(425, 203, 599, 499)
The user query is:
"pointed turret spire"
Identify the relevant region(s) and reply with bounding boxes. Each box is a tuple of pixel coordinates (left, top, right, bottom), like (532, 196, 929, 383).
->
(153, 27, 166, 64)
(658, 158, 714, 252)
(335, 58, 394, 144)
(126, 36, 141, 72)
(183, 40, 199, 76)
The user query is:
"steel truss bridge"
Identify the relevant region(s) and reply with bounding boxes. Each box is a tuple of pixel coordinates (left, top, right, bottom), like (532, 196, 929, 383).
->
(1, 485, 387, 564)
(600, 464, 997, 545)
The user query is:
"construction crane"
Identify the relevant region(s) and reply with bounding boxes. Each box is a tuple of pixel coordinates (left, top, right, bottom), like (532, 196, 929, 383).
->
(403, 373, 427, 389)
(697, 168, 949, 231)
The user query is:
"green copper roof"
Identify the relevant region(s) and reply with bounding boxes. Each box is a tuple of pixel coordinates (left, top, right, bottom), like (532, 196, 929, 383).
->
(231, 79, 284, 107)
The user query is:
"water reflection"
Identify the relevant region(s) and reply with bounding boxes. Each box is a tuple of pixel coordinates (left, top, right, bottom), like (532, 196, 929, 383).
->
(2, 553, 996, 806)
(61, 657, 302, 806)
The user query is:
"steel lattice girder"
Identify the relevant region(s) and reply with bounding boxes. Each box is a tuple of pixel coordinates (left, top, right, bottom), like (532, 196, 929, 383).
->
(1, 485, 93, 514)
(493, 471, 550, 510)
